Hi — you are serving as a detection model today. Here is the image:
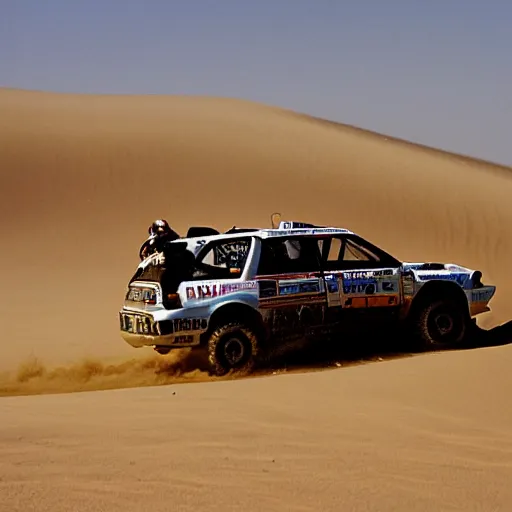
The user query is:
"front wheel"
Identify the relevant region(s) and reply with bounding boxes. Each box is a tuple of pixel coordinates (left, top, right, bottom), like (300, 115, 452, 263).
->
(207, 322, 260, 377)
(413, 298, 470, 350)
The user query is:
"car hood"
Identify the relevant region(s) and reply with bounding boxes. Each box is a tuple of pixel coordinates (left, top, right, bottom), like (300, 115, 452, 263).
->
(402, 262, 473, 273)
(401, 261, 479, 288)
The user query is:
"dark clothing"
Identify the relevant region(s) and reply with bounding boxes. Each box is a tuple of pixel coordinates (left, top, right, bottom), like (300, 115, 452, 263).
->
(160, 243, 196, 293)
(139, 231, 179, 260)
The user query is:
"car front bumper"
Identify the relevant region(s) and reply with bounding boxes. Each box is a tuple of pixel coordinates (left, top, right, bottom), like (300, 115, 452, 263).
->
(119, 307, 207, 349)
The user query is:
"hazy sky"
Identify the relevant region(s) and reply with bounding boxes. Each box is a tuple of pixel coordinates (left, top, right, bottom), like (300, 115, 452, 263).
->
(1, 0, 511, 165)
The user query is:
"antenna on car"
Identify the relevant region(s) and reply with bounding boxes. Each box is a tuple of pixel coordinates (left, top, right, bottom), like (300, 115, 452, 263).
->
(270, 212, 281, 229)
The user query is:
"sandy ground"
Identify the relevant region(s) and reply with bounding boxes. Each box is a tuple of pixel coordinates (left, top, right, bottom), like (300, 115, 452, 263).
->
(1, 88, 511, 510)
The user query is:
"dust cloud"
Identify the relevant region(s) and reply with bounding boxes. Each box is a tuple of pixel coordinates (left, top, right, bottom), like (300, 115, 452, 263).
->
(0, 349, 215, 397)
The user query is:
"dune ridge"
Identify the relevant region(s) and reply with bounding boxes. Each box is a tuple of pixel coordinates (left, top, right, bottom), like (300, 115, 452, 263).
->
(1, 88, 512, 372)
(2, 88, 512, 511)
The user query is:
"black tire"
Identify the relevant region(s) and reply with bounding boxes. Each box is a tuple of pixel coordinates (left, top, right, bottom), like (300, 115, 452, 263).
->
(413, 297, 470, 350)
(207, 322, 259, 376)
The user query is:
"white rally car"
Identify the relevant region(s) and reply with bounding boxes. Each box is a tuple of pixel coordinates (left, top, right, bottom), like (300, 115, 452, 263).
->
(119, 217, 496, 376)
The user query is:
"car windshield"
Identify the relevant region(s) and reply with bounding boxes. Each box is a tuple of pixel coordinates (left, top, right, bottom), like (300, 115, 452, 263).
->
(130, 238, 252, 291)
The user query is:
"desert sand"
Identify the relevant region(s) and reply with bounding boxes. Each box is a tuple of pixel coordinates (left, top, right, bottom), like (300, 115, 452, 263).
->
(0, 88, 511, 511)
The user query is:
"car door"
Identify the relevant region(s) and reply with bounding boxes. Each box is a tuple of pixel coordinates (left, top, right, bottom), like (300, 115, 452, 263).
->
(318, 234, 402, 311)
(255, 236, 328, 338)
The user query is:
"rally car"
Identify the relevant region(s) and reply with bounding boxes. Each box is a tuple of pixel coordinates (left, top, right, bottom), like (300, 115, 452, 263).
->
(119, 217, 496, 376)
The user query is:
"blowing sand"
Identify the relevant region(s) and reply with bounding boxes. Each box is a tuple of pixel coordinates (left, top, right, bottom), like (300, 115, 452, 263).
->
(1, 88, 511, 510)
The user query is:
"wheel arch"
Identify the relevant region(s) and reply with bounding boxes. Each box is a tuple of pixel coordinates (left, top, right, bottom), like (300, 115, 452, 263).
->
(202, 301, 266, 346)
(407, 280, 471, 320)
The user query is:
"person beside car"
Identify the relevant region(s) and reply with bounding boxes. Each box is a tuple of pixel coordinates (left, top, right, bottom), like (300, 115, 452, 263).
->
(139, 219, 180, 260)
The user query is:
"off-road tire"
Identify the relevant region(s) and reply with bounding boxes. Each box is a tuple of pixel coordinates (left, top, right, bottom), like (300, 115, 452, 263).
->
(413, 297, 470, 350)
(207, 322, 259, 377)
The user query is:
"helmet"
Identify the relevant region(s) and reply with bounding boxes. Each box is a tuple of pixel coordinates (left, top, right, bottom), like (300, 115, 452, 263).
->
(150, 219, 171, 236)
(147, 219, 180, 243)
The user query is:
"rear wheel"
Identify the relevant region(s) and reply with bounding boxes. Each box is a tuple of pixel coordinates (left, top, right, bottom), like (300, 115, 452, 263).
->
(413, 297, 470, 349)
(207, 322, 259, 376)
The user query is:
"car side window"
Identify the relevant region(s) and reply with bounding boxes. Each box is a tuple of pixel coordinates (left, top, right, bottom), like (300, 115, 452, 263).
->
(195, 238, 251, 279)
(318, 236, 343, 263)
(320, 235, 384, 271)
(342, 238, 378, 262)
(257, 237, 321, 275)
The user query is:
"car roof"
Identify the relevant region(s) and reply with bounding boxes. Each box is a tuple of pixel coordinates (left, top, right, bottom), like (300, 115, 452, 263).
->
(175, 221, 355, 245)
(260, 226, 354, 238)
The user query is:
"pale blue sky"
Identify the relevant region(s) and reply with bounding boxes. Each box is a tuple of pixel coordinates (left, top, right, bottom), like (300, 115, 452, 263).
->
(1, 0, 511, 165)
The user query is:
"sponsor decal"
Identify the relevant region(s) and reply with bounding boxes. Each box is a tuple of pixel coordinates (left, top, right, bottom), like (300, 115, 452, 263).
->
(342, 269, 393, 279)
(259, 278, 322, 300)
(185, 281, 257, 300)
(279, 280, 321, 296)
(340, 270, 397, 295)
(417, 273, 468, 286)
(342, 271, 378, 295)
(195, 284, 219, 299)
(173, 318, 208, 332)
(220, 281, 258, 294)
(343, 278, 377, 295)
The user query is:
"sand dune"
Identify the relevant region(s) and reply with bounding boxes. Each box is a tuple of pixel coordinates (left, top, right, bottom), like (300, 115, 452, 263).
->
(2, 347, 512, 511)
(1, 88, 512, 510)
(1, 88, 511, 370)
